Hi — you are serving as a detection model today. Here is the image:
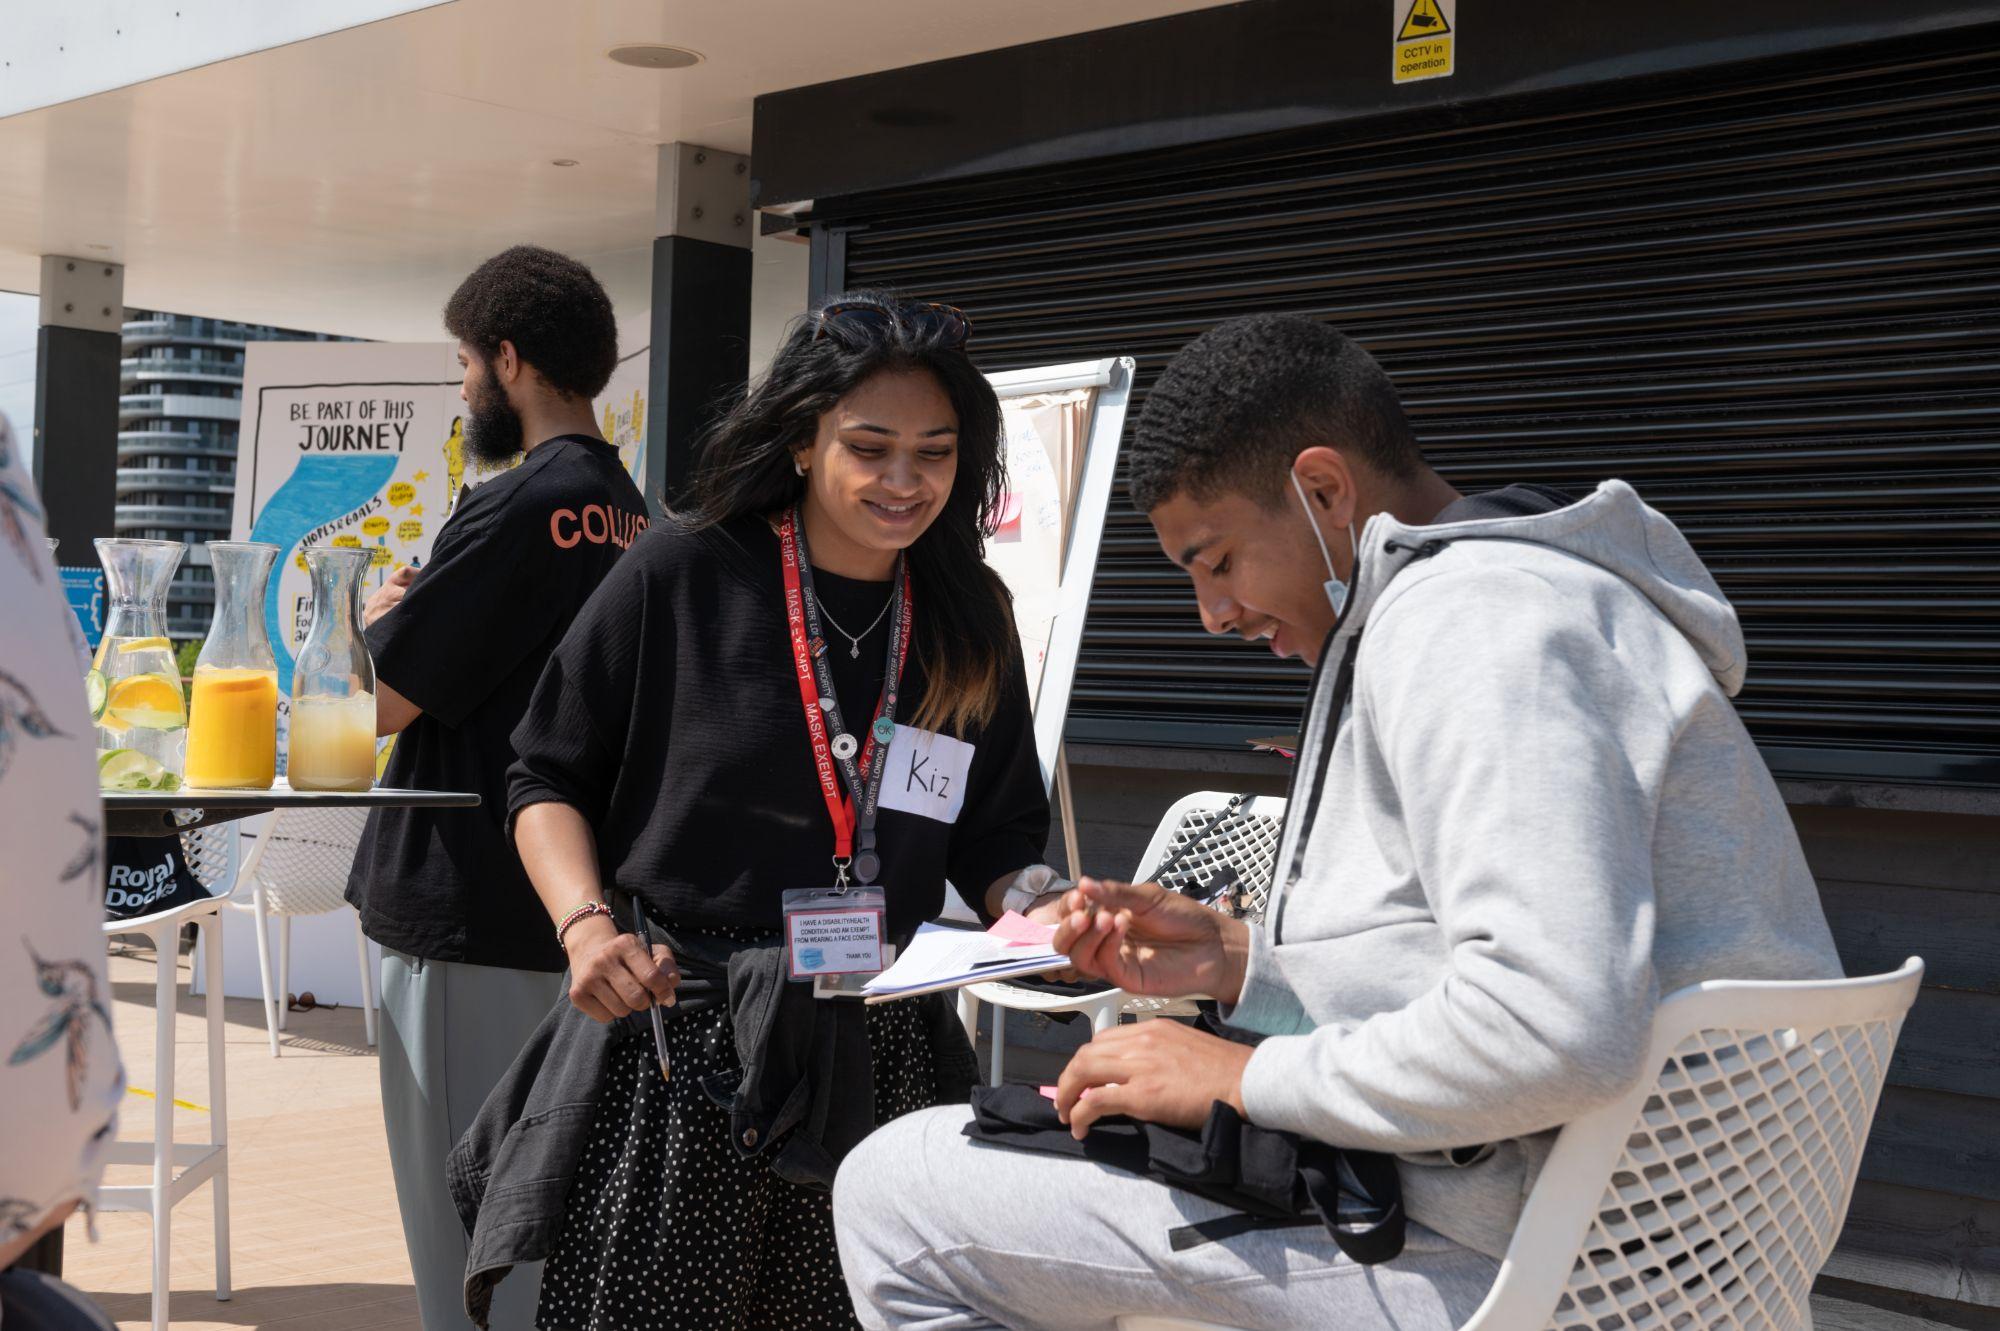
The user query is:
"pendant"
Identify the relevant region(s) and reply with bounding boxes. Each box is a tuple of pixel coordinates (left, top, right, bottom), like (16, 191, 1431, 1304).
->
(849, 641, 861, 659)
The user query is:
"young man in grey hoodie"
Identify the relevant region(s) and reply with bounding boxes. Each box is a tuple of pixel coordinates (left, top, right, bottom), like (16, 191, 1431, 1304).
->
(833, 315, 1843, 1329)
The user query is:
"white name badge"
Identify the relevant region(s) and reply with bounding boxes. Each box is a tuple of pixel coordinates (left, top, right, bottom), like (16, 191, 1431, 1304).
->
(781, 886, 886, 981)
(877, 725, 975, 825)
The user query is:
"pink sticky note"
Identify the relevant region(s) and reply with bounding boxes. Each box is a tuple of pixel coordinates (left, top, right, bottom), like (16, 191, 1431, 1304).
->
(989, 910, 1056, 948)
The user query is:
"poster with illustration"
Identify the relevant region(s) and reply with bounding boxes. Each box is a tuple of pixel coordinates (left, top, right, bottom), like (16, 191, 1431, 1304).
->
(232, 341, 462, 705)
(232, 341, 458, 699)
(232, 340, 649, 755)
(599, 345, 650, 481)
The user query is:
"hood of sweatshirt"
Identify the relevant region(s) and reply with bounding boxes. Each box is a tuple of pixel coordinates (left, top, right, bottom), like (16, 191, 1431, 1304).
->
(1343, 478, 1746, 695)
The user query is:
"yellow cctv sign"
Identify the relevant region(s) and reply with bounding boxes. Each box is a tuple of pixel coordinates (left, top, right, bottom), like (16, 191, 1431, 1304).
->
(1394, 0, 1454, 84)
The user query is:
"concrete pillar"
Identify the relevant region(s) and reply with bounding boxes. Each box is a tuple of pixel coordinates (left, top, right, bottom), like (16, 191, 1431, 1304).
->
(643, 143, 753, 515)
(32, 255, 124, 553)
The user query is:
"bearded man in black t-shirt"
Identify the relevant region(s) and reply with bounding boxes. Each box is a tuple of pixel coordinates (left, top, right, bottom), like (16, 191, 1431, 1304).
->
(345, 246, 649, 1331)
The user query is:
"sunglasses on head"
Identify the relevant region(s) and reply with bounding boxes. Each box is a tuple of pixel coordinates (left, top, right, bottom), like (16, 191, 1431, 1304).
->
(813, 300, 972, 350)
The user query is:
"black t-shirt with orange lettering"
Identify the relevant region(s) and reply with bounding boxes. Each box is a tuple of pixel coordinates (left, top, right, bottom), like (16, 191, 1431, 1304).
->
(346, 434, 649, 971)
(505, 516, 1051, 943)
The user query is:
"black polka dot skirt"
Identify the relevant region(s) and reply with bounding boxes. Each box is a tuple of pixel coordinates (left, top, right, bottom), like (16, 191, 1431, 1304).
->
(535, 991, 941, 1331)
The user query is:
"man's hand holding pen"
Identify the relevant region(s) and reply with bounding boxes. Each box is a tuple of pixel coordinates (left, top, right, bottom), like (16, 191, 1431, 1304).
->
(1050, 877, 1259, 1140)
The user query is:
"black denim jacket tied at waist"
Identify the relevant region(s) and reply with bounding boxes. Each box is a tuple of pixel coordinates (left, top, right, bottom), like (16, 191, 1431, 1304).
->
(445, 900, 977, 1328)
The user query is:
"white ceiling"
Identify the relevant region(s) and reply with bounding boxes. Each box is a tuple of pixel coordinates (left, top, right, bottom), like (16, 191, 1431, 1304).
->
(0, 1, 457, 120)
(0, 0, 1229, 341)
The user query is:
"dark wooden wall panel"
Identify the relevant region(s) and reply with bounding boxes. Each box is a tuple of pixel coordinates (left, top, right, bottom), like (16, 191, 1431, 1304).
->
(1825, 1181, 2000, 1309)
(1822, 879, 2000, 995)
(1813, 1278, 2000, 1331)
(1888, 989, 2000, 1100)
(1863, 1087, 2000, 1204)
(1060, 760, 1286, 880)
(1792, 807, 2000, 896)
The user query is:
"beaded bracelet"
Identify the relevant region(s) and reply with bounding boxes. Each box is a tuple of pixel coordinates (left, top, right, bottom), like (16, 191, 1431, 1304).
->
(556, 901, 614, 949)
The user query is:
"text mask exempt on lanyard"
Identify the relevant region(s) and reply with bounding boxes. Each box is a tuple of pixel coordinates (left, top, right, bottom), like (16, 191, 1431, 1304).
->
(778, 504, 911, 980)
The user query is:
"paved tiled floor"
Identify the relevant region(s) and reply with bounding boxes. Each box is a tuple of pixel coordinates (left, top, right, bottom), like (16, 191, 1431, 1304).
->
(62, 940, 1064, 1329)
(66, 944, 417, 1330)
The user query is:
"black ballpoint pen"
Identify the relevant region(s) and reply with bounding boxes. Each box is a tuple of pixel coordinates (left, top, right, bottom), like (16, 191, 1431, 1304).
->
(632, 897, 671, 1082)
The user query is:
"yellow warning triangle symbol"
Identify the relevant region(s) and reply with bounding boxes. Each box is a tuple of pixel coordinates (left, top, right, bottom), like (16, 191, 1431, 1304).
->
(1398, 0, 1450, 40)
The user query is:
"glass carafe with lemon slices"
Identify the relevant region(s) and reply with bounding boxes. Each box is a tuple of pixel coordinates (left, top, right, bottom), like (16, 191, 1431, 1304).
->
(185, 542, 281, 790)
(90, 538, 188, 791)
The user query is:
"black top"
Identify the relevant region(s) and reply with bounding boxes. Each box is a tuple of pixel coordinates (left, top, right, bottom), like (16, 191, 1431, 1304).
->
(505, 515, 1050, 940)
(1432, 483, 1576, 524)
(346, 435, 650, 971)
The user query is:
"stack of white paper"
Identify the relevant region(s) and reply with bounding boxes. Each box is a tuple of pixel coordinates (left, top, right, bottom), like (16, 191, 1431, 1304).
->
(862, 920, 1070, 1002)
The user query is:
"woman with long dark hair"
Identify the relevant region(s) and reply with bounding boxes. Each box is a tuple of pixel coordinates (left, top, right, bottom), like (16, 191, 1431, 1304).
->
(469, 295, 1067, 1330)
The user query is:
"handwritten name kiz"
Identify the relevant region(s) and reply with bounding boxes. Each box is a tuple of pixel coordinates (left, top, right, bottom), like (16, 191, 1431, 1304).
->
(290, 397, 416, 451)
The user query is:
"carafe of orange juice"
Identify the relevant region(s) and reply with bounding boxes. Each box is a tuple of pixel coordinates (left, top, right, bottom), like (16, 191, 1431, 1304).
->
(289, 546, 378, 792)
(185, 542, 281, 790)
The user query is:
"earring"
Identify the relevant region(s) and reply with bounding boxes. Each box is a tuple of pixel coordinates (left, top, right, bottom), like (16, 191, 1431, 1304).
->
(793, 457, 807, 476)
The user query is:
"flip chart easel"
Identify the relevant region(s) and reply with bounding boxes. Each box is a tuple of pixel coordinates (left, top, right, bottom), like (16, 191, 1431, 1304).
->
(978, 355, 1135, 892)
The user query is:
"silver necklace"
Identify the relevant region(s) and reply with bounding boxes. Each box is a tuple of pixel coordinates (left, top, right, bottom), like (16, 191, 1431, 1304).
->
(814, 590, 894, 659)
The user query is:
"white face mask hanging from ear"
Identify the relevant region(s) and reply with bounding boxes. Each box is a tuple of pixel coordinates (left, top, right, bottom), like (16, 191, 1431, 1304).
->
(1290, 469, 1360, 618)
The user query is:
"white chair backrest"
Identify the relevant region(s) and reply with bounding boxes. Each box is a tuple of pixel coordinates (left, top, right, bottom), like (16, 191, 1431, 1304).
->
(1133, 791, 1287, 924)
(1462, 958, 1925, 1331)
(238, 807, 369, 917)
(179, 822, 240, 896)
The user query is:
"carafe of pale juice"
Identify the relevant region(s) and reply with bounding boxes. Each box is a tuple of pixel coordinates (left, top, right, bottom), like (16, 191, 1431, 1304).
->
(90, 538, 188, 791)
(289, 546, 378, 793)
(185, 542, 281, 789)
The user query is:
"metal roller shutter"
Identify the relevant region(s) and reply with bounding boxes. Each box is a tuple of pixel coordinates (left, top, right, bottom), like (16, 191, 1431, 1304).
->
(813, 35, 2000, 787)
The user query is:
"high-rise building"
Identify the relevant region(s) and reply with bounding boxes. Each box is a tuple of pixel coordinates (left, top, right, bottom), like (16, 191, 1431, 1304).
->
(116, 311, 348, 636)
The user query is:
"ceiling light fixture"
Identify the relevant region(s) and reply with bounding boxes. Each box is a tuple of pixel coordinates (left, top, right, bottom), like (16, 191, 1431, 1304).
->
(606, 43, 702, 70)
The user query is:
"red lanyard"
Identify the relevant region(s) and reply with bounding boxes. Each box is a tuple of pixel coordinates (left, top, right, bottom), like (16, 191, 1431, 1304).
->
(779, 509, 913, 868)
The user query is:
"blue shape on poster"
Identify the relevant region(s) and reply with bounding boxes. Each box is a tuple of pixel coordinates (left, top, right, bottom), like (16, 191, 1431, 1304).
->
(249, 455, 399, 692)
(58, 566, 104, 650)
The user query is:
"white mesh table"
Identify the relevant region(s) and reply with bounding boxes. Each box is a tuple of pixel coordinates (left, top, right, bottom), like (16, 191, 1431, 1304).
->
(103, 782, 478, 837)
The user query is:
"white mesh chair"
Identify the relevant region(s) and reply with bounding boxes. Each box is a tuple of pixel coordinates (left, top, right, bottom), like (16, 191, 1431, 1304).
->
(961, 790, 1286, 1085)
(1119, 957, 1925, 1331)
(226, 807, 374, 1056)
(99, 821, 238, 1331)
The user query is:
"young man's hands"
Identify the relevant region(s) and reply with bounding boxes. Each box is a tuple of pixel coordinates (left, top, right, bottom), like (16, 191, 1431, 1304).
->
(1048, 877, 1261, 1138)
(1054, 1020, 1254, 1138)
(1052, 877, 1250, 1005)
